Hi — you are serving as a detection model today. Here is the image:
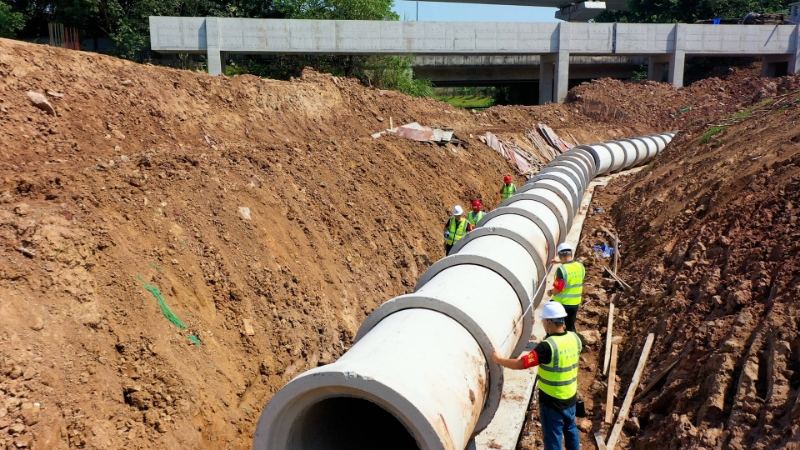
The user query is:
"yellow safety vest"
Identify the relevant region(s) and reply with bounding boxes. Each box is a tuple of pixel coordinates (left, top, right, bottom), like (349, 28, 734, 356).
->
(502, 183, 517, 201)
(552, 261, 585, 306)
(446, 217, 468, 245)
(467, 211, 485, 227)
(537, 332, 582, 400)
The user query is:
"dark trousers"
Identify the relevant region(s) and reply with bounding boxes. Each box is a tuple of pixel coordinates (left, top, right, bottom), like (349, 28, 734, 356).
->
(540, 402, 580, 450)
(564, 305, 579, 332)
(444, 243, 453, 255)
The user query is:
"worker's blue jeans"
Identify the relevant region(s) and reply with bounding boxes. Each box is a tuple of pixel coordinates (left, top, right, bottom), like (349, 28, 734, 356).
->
(539, 402, 580, 450)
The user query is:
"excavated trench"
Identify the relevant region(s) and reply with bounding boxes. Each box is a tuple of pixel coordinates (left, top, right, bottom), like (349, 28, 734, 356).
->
(253, 132, 675, 450)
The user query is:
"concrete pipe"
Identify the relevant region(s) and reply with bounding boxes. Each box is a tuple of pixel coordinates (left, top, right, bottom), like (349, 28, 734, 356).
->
(476, 204, 560, 261)
(523, 170, 581, 212)
(584, 142, 617, 176)
(615, 140, 639, 171)
(253, 308, 487, 450)
(450, 226, 547, 287)
(517, 180, 576, 230)
(253, 132, 677, 450)
(547, 159, 590, 190)
(618, 138, 649, 166)
(553, 154, 593, 186)
(567, 146, 600, 178)
(604, 141, 628, 173)
(649, 134, 669, 154)
(635, 136, 660, 162)
(357, 265, 525, 432)
(498, 191, 569, 245)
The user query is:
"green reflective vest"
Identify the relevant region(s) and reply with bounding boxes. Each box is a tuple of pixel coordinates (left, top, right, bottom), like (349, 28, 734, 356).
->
(467, 211, 485, 227)
(552, 261, 585, 306)
(446, 217, 468, 245)
(502, 183, 517, 201)
(537, 332, 582, 400)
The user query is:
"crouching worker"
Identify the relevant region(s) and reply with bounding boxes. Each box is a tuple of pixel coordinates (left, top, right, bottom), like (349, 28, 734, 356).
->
(492, 301, 582, 450)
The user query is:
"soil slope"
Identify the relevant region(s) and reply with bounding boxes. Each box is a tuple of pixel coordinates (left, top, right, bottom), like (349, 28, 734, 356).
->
(568, 87, 800, 450)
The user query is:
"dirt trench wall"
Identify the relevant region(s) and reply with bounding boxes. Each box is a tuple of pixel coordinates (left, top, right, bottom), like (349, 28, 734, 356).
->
(606, 94, 800, 450)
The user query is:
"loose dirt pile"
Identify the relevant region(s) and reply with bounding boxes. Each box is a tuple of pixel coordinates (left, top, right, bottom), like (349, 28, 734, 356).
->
(1, 35, 799, 450)
(553, 87, 800, 450)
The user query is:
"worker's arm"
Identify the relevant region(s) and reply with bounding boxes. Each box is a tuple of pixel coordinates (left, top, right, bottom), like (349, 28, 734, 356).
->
(547, 268, 566, 296)
(491, 350, 538, 370)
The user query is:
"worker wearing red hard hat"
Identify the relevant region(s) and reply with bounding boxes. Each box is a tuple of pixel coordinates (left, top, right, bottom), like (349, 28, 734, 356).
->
(467, 199, 485, 228)
(500, 175, 517, 201)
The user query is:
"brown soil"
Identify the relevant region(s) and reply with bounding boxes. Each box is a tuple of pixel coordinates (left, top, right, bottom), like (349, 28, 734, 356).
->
(2, 35, 800, 450)
(555, 90, 800, 450)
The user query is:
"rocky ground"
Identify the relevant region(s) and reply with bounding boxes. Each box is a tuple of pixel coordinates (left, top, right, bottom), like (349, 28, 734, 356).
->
(1, 36, 800, 450)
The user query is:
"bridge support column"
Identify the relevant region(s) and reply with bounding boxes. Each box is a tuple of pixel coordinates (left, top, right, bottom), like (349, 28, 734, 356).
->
(539, 23, 570, 105)
(789, 23, 800, 74)
(647, 56, 669, 82)
(761, 55, 790, 77)
(205, 17, 225, 76)
(669, 24, 686, 88)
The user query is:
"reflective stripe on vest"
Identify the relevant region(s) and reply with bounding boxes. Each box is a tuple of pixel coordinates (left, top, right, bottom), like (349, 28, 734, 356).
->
(446, 217, 469, 245)
(468, 211, 485, 226)
(537, 332, 582, 400)
(552, 261, 586, 306)
(502, 183, 517, 201)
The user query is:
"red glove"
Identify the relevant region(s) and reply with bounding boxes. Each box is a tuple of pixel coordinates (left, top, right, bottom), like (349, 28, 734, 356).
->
(522, 351, 539, 369)
(467, 223, 475, 232)
(552, 278, 565, 293)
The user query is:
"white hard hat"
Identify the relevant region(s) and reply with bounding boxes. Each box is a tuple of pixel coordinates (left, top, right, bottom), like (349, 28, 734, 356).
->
(541, 301, 568, 320)
(453, 205, 464, 216)
(557, 243, 574, 254)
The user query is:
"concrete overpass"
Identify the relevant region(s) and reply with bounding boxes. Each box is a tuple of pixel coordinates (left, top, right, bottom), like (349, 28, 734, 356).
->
(411, 55, 647, 86)
(414, 0, 628, 21)
(149, 17, 800, 104)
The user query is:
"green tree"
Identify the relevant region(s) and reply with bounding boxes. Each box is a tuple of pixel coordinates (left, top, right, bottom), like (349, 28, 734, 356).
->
(596, 0, 789, 23)
(0, 0, 25, 38)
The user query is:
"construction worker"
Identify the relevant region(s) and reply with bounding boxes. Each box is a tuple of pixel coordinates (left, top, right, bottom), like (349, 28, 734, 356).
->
(467, 199, 485, 228)
(492, 301, 582, 450)
(547, 243, 585, 332)
(501, 174, 517, 201)
(443, 205, 473, 255)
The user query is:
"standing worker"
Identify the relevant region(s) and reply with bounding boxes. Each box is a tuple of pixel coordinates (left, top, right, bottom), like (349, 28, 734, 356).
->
(547, 243, 585, 332)
(501, 175, 517, 201)
(443, 205, 472, 255)
(467, 200, 485, 228)
(492, 302, 582, 450)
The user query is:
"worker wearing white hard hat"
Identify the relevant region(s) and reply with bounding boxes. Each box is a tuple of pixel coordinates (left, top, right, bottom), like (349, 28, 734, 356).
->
(492, 300, 583, 450)
(547, 241, 585, 332)
(443, 205, 473, 255)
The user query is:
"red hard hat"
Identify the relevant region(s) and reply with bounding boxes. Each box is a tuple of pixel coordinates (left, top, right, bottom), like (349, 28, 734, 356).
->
(472, 199, 482, 211)
(503, 175, 512, 184)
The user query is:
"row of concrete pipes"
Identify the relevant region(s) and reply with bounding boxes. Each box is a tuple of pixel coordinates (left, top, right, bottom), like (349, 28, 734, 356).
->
(253, 132, 677, 450)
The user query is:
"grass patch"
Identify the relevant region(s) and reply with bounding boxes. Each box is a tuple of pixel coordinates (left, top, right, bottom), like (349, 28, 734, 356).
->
(700, 126, 727, 144)
(732, 98, 776, 120)
(435, 95, 495, 109)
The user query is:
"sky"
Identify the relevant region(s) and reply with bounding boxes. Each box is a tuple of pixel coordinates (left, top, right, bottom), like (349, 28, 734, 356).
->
(392, 1, 559, 22)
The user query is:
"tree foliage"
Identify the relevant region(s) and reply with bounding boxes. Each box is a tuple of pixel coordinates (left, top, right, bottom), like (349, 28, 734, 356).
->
(0, 1, 25, 38)
(596, 0, 790, 23)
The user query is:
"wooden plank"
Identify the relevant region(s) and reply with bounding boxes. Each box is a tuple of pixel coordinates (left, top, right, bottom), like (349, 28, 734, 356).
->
(606, 333, 655, 450)
(603, 303, 615, 375)
(603, 266, 632, 291)
(594, 431, 608, 450)
(613, 233, 619, 274)
(605, 344, 619, 424)
(633, 358, 679, 402)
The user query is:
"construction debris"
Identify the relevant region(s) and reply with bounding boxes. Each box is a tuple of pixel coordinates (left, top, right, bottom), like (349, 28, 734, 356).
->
(606, 333, 655, 450)
(373, 122, 465, 146)
(481, 131, 543, 176)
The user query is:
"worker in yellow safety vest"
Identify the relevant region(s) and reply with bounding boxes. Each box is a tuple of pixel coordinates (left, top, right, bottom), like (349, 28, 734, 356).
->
(547, 242, 585, 332)
(443, 205, 473, 255)
(467, 199, 485, 228)
(492, 301, 582, 450)
(501, 174, 517, 201)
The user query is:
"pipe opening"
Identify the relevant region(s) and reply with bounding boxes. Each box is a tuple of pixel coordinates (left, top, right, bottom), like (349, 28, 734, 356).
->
(289, 397, 420, 450)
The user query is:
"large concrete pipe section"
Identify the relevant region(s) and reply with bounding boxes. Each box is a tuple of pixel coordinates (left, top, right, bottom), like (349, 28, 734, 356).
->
(252, 132, 676, 450)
